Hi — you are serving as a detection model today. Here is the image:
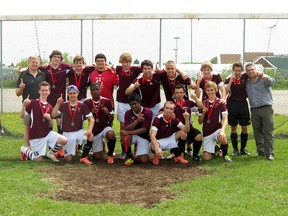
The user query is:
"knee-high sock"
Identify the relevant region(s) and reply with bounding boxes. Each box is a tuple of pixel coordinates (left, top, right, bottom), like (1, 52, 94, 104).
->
(107, 138, 116, 157)
(193, 140, 202, 156)
(230, 133, 238, 150)
(241, 133, 248, 149)
(21, 146, 33, 160)
(81, 140, 92, 158)
(221, 144, 228, 156)
(178, 138, 186, 154)
(50, 143, 63, 154)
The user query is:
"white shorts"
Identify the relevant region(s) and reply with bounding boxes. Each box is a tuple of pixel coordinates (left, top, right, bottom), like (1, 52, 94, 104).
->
(117, 102, 130, 123)
(150, 102, 161, 119)
(203, 129, 221, 153)
(63, 129, 87, 156)
(92, 126, 113, 153)
(29, 131, 61, 160)
(153, 133, 178, 150)
(131, 135, 150, 156)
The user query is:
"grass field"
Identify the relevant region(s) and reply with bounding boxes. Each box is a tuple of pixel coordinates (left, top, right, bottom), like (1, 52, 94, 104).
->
(0, 113, 287, 215)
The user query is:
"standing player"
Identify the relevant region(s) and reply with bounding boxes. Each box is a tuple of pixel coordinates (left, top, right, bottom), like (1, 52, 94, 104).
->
(120, 93, 153, 165)
(198, 81, 232, 163)
(150, 101, 190, 165)
(20, 81, 67, 162)
(225, 62, 250, 156)
(81, 82, 116, 164)
(51, 85, 95, 163)
(125, 59, 165, 118)
(114, 53, 142, 159)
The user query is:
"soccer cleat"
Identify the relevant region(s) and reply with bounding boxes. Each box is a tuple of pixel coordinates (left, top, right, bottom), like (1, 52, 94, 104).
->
(240, 148, 250, 155)
(119, 151, 127, 160)
(57, 149, 64, 157)
(223, 155, 233, 163)
(153, 155, 159, 165)
(166, 154, 175, 160)
(187, 151, 193, 157)
(20, 152, 27, 161)
(80, 157, 92, 165)
(192, 154, 201, 162)
(107, 156, 114, 164)
(47, 150, 59, 162)
(124, 158, 134, 166)
(232, 149, 239, 156)
(159, 155, 165, 160)
(174, 156, 188, 164)
(267, 154, 274, 161)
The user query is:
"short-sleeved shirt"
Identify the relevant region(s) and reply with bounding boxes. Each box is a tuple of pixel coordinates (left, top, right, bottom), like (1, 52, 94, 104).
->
(174, 99, 198, 124)
(39, 63, 73, 107)
(67, 66, 95, 101)
(89, 69, 119, 108)
(84, 97, 113, 135)
(225, 73, 248, 102)
(58, 101, 92, 132)
(151, 114, 182, 140)
(25, 99, 53, 139)
(16, 69, 46, 101)
(116, 65, 142, 103)
(132, 72, 165, 108)
(124, 107, 153, 141)
(161, 72, 192, 101)
(199, 73, 223, 101)
(199, 97, 227, 137)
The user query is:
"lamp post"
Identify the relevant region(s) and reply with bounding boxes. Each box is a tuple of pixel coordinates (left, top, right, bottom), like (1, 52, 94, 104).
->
(173, 37, 180, 64)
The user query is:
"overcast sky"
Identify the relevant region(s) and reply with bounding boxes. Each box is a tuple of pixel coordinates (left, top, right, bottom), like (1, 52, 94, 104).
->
(0, 0, 286, 15)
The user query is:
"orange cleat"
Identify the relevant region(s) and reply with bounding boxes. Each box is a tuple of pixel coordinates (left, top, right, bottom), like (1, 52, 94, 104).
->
(57, 149, 64, 157)
(174, 156, 188, 164)
(80, 157, 92, 165)
(153, 155, 159, 165)
(107, 156, 114, 164)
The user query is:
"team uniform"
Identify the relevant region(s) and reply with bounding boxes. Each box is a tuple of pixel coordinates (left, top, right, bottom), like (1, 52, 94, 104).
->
(84, 97, 114, 153)
(89, 68, 119, 108)
(199, 98, 228, 153)
(16, 69, 46, 101)
(161, 72, 192, 101)
(151, 114, 184, 150)
(225, 73, 250, 126)
(24, 99, 61, 159)
(57, 101, 92, 156)
(131, 71, 165, 118)
(67, 66, 95, 101)
(124, 107, 153, 156)
(198, 73, 223, 101)
(39, 63, 73, 107)
(116, 65, 142, 122)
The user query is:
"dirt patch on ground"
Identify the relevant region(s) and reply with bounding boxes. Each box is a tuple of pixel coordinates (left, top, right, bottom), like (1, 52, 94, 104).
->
(40, 156, 209, 208)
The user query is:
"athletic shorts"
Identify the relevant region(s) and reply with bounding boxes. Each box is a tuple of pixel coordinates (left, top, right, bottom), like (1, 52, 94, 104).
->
(131, 135, 150, 156)
(117, 102, 130, 123)
(63, 129, 86, 156)
(203, 129, 221, 153)
(227, 100, 251, 126)
(187, 127, 202, 143)
(92, 126, 113, 153)
(152, 133, 178, 150)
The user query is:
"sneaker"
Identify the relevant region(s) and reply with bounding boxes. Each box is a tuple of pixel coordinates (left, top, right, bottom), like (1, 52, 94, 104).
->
(119, 152, 127, 160)
(174, 156, 188, 164)
(124, 158, 134, 166)
(107, 156, 114, 164)
(80, 157, 92, 165)
(20, 152, 27, 161)
(267, 154, 274, 161)
(223, 155, 233, 163)
(153, 155, 159, 165)
(192, 154, 201, 162)
(47, 150, 59, 162)
(159, 155, 165, 160)
(240, 148, 250, 155)
(187, 151, 193, 157)
(166, 154, 175, 160)
(57, 149, 64, 157)
(232, 149, 239, 156)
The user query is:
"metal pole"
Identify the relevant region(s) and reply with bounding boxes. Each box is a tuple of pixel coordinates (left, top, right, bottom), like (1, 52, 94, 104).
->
(159, 19, 162, 68)
(0, 21, 3, 114)
(92, 20, 94, 64)
(80, 20, 83, 55)
(174, 37, 180, 64)
(242, 19, 246, 66)
(190, 19, 193, 63)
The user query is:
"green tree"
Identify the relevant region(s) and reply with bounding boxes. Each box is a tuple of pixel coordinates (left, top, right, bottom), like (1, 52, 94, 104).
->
(62, 52, 73, 65)
(133, 58, 140, 65)
(210, 56, 218, 64)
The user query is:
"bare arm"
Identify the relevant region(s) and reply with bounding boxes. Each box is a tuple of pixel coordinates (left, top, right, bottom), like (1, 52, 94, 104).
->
(125, 81, 140, 95)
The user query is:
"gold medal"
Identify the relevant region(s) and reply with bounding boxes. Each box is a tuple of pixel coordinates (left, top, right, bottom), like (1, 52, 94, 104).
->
(52, 84, 56, 89)
(95, 118, 99, 123)
(42, 117, 46, 122)
(207, 119, 210, 124)
(71, 122, 75, 126)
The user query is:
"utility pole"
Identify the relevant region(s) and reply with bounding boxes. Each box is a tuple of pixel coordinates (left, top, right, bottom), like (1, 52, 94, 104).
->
(173, 37, 180, 64)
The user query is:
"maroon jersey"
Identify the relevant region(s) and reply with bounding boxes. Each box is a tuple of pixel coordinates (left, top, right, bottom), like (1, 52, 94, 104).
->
(133, 72, 165, 108)
(116, 65, 141, 103)
(161, 72, 192, 101)
(151, 114, 181, 140)
(39, 63, 73, 107)
(58, 101, 91, 132)
(124, 107, 153, 141)
(89, 69, 119, 108)
(26, 99, 53, 139)
(67, 66, 95, 101)
(199, 98, 227, 137)
(84, 97, 113, 135)
(174, 100, 198, 124)
(199, 73, 223, 101)
(225, 73, 248, 102)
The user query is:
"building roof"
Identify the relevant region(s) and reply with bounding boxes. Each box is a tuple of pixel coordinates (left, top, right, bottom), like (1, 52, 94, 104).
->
(220, 52, 274, 64)
(254, 55, 288, 72)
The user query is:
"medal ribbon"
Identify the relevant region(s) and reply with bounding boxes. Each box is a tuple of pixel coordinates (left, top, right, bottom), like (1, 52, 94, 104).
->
(206, 98, 217, 121)
(167, 73, 177, 95)
(142, 73, 153, 84)
(203, 74, 212, 84)
(91, 98, 102, 119)
(175, 99, 184, 108)
(68, 101, 79, 124)
(121, 67, 131, 77)
(233, 78, 241, 85)
(74, 69, 83, 88)
(163, 114, 172, 124)
(49, 67, 57, 86)
(38, 99, 49, 118)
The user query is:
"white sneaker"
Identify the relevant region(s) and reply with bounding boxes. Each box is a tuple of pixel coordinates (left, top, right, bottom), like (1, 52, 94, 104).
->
(46, 150, 59, 162)
(166, 154, 175, 160)
(187, 151, 193, 157)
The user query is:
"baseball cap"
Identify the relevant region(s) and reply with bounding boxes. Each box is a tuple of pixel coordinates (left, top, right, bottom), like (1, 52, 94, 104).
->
(67, 85, 79, 93)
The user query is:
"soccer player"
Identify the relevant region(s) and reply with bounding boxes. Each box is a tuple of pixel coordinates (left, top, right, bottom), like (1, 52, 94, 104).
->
(20, 81, 67, 162)
(120, 93, 153, 165)
(198, 81, 232, 163)
(51, 85, 95, 163)
(225, 62, 250, 156)
(82, 82, 116, 164)
(150, 101, 190, 165)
